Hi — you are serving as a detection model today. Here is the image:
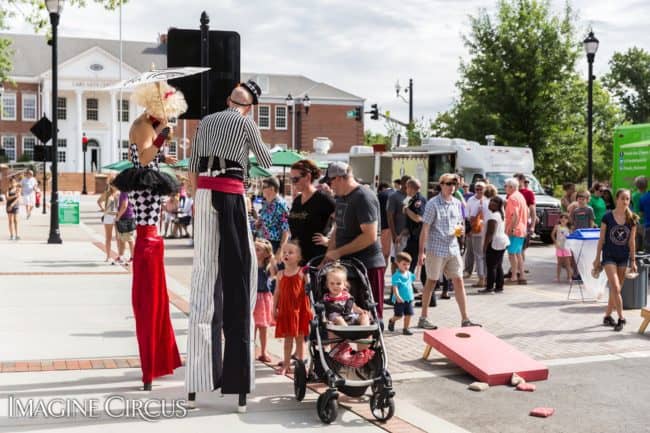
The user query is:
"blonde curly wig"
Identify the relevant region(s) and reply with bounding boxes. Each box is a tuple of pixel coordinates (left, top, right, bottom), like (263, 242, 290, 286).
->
(131, 81, 188, 119)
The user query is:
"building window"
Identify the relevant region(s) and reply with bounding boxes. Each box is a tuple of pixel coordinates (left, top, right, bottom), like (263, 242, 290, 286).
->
(1, 136, 17, 161)
(86, 98, 98, 121)
(22, 136, 36, 160)
(57, 138, 67, 148)
(57, 97, 67, 120)
(120, 139, 129, 160)
(258, 105, 270, 129)
(167, 140, 177, 157)
(1, 93, 17, 120)
(57, 151, 66, 163)
(275, 106, 287, 130)
(117, 99, 129, 122)
(22, 94, 37, 121)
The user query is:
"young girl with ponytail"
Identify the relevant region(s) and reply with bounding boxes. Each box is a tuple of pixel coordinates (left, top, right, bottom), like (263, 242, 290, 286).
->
(593, 189, 638, 332)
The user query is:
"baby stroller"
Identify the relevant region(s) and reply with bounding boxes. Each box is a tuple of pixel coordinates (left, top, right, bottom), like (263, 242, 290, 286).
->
(293, 256, 395, 424)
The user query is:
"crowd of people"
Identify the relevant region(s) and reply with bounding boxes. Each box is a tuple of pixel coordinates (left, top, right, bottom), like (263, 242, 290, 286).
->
(2, 75, 647, 411)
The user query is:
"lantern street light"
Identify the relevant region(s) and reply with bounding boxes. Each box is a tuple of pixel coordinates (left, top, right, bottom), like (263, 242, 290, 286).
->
(395, 78, 414, 126)
(583, 30, 599, 188)
(45, 0, 64, 244)
(285, 94, 295, 150)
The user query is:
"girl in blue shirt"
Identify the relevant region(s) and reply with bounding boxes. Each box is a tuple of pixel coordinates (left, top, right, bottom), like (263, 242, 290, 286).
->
(593, 189, 638, 332)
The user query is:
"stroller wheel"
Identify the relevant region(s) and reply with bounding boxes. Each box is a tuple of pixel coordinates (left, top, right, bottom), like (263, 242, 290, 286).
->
(317, 391, 339, 424)
(294, 359, 307, 402)
(370, 392, 395, 422)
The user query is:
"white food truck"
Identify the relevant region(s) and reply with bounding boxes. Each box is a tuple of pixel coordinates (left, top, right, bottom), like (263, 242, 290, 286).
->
(348, 137, 561, 243)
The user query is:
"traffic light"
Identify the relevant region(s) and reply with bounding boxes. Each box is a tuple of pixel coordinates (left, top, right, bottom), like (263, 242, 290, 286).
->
(82, 132, 88, 153)
(354, 106, 362, 121)
(370, 103, 379, 120)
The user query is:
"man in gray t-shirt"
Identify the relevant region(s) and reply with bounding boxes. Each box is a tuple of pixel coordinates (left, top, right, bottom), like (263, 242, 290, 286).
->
(321, 162, 386, 317)
(387, 175, 412, 266)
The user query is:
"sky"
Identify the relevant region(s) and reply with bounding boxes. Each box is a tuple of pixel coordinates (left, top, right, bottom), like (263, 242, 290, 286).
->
(6, 0, 650, 135)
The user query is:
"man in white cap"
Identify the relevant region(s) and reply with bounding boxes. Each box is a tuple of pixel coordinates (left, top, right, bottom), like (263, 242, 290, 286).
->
(187, 80, 272, 412)
(321, 162, 387, 318)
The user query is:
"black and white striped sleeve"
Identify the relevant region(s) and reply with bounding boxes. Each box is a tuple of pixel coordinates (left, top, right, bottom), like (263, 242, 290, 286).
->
(188, 121, 204, 173)
(243, 117, 272, 168)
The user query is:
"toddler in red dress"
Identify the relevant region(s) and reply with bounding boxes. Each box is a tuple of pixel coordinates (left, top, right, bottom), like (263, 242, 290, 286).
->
(273, 241, 313, 375)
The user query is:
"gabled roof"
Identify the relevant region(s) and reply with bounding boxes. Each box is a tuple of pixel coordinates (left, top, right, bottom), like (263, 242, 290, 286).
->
(2, 33, 363, 101)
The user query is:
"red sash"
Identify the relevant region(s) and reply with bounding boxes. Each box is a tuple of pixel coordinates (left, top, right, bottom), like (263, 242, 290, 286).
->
(197, 176, 245, 195)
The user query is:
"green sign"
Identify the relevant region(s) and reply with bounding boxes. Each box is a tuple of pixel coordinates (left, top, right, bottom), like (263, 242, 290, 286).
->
(346, 110, 356, 119)
(58, 193, 80, 224)
(612, 123, 650, 192)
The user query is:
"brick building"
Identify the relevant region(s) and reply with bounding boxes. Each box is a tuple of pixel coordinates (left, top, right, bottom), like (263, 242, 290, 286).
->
(0, 33, 364, 190)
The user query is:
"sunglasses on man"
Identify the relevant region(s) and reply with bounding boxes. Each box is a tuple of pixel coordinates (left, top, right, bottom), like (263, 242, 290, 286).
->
(442, 181, 457, 186)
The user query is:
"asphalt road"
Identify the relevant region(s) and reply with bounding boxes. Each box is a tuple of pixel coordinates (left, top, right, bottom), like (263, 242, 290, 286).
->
(395, 356, 650, 433)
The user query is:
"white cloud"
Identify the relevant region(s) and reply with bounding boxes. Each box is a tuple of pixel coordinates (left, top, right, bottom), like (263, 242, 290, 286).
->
(6, 0, 650, 135)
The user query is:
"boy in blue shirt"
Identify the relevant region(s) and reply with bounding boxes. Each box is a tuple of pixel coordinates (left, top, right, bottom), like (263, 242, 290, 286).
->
(388, 252, 416, 335)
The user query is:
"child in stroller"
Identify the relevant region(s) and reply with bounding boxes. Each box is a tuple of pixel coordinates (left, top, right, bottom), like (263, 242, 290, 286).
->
(322, 265, 374, 368)
(292, 257, 395, 424)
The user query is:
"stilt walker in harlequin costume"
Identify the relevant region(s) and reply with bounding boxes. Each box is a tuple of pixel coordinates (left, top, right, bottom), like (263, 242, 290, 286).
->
(112, 81, 186, 390)
(186, 80, 272, 412)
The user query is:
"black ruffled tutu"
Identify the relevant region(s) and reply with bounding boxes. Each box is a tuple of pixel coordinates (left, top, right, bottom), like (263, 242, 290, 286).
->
(112, 167, 179, 195)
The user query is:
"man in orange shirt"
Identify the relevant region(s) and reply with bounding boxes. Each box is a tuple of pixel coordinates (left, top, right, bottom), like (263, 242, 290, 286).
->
(504, 178, 529, 284)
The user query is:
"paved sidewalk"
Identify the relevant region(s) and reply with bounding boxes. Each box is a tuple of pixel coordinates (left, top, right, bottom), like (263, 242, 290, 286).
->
(2, 194, 648, 433)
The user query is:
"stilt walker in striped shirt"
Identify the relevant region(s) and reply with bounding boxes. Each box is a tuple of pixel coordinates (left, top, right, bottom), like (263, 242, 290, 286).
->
(186, 80, 272, 412)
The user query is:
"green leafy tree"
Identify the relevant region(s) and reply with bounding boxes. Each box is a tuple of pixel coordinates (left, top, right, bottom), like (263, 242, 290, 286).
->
(602, 47, 650, 124)
(1, 1, 125, 82)
(432, 0, 621, 185)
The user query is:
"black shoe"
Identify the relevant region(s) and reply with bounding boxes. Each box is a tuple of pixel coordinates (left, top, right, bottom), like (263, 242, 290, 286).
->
(440, 292, 451, 299)
(504, 271, 512, 279)
(388, 320, 395, 332)
(614, 318, 625, 332)
(603, 316, 616, 327)
(478, 288, 494, 294)
(494, 288, 504, 293)
(403, 328, 413, 335)
(143, 382, 152, 391)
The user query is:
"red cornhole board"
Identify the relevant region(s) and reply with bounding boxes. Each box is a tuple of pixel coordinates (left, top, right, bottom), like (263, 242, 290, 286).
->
(423, 327, 548, 386)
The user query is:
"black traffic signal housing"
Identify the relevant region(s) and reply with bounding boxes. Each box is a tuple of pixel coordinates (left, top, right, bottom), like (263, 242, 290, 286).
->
(354, 106, 362, 121)
(370, 103, 379, 120)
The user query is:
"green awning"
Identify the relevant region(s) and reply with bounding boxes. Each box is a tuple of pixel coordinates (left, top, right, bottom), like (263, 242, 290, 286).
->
(250, 149, 303, 167)
(102, 160, 177, 178)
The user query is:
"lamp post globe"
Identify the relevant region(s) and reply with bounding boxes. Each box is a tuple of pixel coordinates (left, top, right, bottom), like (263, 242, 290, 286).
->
(47, 0, 64, 244)
(303, 94, 311, 114)
(583, 30, 599, 189)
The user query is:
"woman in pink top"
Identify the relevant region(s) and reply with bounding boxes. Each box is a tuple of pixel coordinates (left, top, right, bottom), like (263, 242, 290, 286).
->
(504, 178, 529, 284)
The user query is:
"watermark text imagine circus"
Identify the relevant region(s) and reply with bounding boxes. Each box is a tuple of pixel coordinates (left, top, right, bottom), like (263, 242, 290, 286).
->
(7, 395, 188, 421)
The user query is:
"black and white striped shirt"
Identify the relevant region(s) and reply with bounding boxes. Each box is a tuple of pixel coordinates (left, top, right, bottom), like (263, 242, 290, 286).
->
(189, 107, 273, 177)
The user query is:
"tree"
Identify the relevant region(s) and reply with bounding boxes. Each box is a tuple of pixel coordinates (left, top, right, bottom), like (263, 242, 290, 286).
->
(432, 0, 620, 185)
(0, 1, 125, 82)
(602, 47, 650, 124)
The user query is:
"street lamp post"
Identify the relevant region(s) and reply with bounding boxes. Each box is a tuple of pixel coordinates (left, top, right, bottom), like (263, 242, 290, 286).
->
(285, 94, 295, 150)
(395, 78, 414, 126)
(82, 132, 88, 195)
(46, 0, 64, 244)
(583, 30, 599, 189)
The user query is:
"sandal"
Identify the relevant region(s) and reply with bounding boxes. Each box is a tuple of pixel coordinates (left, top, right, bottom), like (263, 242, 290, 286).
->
(517, 279, 528, 285)
(257, 355, 272, 363)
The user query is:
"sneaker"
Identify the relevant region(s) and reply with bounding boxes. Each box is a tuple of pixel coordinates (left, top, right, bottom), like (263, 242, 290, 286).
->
(478, 288, 494, 294)
(614, 318, 625, 332)
(114, 256, 124, 265)
(603, 316, 616, 327)
(387, 320, 395, 332)
(418, 317, 438, 330)
(461, 319, 482, 327)
(403, 328, 413, 335)
(9, 235, 14, 240)
(14, 236, 20, 241)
